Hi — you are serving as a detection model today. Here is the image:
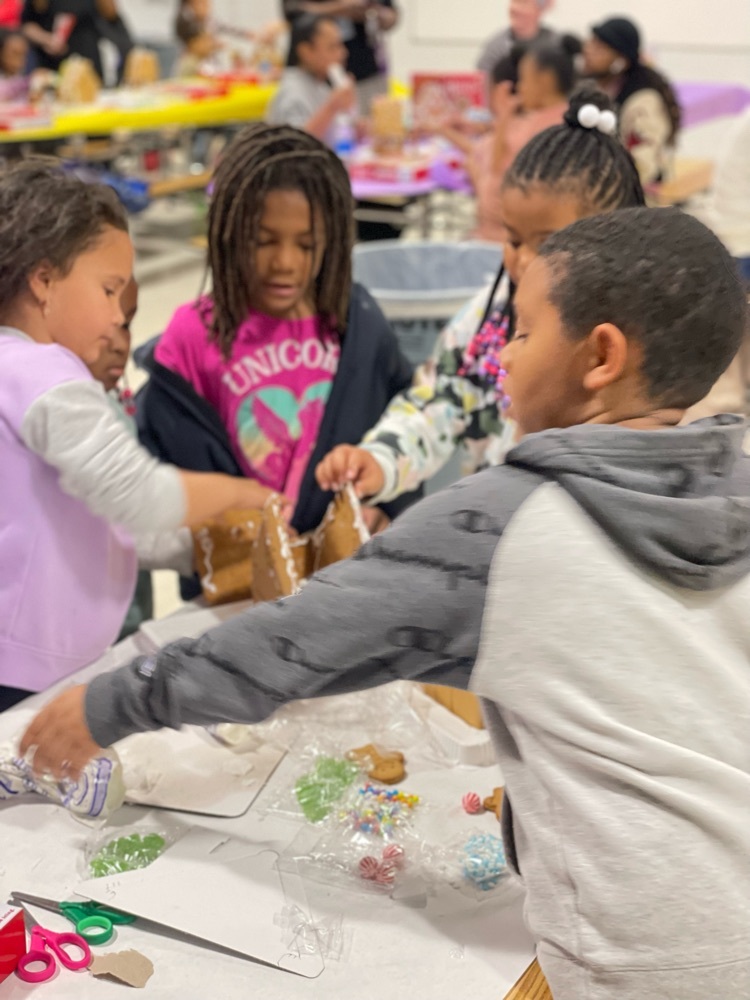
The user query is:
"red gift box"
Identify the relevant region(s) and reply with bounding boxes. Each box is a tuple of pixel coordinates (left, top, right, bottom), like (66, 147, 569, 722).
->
(0, 905, 25, 983)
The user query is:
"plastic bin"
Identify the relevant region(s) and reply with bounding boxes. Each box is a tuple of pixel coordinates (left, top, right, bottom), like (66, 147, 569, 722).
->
(352, 240, 502, 365)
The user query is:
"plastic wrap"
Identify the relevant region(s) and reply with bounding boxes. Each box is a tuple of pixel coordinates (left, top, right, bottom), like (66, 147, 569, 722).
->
(0, 745, 125, 821)
(84, 825, 181, 878)
(274, 905, 346, 963)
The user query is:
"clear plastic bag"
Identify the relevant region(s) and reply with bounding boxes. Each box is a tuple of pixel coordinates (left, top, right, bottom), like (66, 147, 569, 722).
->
(0, 744, 125, 822)
(83, 823, 181, 878)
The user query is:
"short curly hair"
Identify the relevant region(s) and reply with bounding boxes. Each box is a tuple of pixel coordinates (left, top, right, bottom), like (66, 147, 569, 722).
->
(539, 207, 748, 408)
(0, 159, 128, 320)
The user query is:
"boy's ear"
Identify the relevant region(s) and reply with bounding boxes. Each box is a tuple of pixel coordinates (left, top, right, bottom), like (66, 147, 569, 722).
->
(581, 323, 629, 392)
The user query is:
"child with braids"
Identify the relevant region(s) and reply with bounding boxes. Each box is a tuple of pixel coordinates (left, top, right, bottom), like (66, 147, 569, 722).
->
(317, 88, 645, 502)
(138, 123, 418, 596)
(0, 162, 284, 707)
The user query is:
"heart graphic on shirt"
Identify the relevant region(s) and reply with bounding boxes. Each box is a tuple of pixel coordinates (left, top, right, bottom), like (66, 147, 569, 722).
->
(236, 382, 332, 476)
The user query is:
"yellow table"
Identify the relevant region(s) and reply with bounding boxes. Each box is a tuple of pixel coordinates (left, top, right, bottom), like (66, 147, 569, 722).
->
(0, 81, 277, 145)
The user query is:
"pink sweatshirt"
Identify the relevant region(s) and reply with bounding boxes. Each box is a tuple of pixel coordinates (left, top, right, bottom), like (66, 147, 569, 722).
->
(156, 300, 340, 505)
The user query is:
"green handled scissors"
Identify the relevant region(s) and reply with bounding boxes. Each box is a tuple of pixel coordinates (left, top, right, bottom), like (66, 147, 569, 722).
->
(11, 892, 135, 946)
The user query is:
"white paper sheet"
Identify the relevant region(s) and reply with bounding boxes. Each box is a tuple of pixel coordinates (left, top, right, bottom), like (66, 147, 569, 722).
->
(75, 828, 325, 979)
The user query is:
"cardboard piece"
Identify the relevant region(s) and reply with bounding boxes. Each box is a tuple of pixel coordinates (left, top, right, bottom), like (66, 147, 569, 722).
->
(117, 728, 285, 818)
(0, 905, 25, 984)
(90, 950, 154, 989)
(194, 486, 369, 607)
(422, 685, 485, 730)
(76, 830, 325, 979)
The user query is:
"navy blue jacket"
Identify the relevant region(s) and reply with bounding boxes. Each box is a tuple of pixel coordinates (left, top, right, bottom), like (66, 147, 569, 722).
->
(135, 284, 422, 598)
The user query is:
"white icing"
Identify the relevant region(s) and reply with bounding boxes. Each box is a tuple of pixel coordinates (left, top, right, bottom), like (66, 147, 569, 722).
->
(344, 482, 371, 545)
(196, 527, 218, 596)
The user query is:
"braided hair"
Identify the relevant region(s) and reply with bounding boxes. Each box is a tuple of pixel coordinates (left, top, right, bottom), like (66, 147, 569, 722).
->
(475, 86, 645, 333)
(206, 123, 354, 358)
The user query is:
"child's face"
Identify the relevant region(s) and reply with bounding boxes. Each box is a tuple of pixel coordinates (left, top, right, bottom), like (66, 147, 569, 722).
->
(582, 36, 621, 77)
(249, 189, 324, 320)
(39, 226, 133, 367)
(517, 55, 555, 110)
(1, 35, 28, 77)
(87, 278, 138, 392)
(298, 20, 347, 80)
(187, 0, 210, 20)
(500, 257, 590, 435)
(501, 185, 583, 287)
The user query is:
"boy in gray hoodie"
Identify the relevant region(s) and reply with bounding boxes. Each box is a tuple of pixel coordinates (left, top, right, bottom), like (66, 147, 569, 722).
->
(23, 208, 750, 1000)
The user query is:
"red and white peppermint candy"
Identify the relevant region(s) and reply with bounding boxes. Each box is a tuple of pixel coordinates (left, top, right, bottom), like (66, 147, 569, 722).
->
(462, 792, 482, 815)
(375, 863, 396, 886)
(382, 844, 405, 869)
(358, 856, 381, 881)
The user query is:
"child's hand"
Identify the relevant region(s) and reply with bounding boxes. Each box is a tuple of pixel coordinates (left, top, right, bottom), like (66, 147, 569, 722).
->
(362, 506, 390, 535)
(236, 481, 293, 521)
(19, 686, 101, 781)
(315, 446, 385, 498)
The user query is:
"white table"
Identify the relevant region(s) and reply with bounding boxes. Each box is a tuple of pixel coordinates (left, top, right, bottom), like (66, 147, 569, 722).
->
(0, 616, 535, 999)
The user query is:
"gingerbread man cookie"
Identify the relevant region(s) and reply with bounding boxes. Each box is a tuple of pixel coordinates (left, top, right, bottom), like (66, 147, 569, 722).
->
(482, 787, 504, 820)
(346, 744, 406, 785)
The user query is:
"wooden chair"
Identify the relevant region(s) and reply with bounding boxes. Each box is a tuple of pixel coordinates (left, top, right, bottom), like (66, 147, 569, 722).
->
(503, 959, 552, 999)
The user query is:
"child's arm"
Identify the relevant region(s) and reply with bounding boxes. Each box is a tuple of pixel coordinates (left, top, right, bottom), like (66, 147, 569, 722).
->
(21, 463, 542, 777)
(135, 527, 194, 576)
(21, 380, 284, 534)
(304, 82, 356, 140)
(316, 283, 507, 502)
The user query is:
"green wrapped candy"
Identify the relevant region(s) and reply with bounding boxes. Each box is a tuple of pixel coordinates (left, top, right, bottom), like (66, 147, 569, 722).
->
(295, 757, 360, 823)
(88, 832, 167, 878)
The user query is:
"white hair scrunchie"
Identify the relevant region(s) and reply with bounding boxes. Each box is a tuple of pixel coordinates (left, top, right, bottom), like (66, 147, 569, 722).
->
(577, 103, 618, 135)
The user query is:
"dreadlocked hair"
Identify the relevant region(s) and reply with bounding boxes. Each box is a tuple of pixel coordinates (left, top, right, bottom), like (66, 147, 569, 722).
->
(206, 123, 354, 358)
(475, 87, 645, 334)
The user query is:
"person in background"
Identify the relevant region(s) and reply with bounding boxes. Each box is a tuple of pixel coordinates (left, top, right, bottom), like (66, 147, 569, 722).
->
(282, 0, 397, 114)
(174, 0, 221, 76)
(0, 26, 27, 74)
(266, 14, 355, 143)
(317, 89, 644, 501)
(702, 107, 750, 288)
(583, 16, 680, 185)
(85, 278, 163, 639)
(477, 0, 556, 79)
(173, 0, 283, 76)
(458, 35, 580, 243)
(21, 0, 132, 82)
(136, 124, 420, 600)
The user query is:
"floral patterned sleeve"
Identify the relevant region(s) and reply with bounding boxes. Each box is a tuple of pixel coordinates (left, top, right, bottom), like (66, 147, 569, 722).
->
(361, 280, 512, 503)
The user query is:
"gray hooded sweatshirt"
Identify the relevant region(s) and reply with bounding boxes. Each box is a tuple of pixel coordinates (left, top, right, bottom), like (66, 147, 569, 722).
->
(88, 416, 750, 999)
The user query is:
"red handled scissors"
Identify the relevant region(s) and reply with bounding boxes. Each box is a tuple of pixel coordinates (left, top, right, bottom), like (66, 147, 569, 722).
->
(15, 906, 91, 984)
